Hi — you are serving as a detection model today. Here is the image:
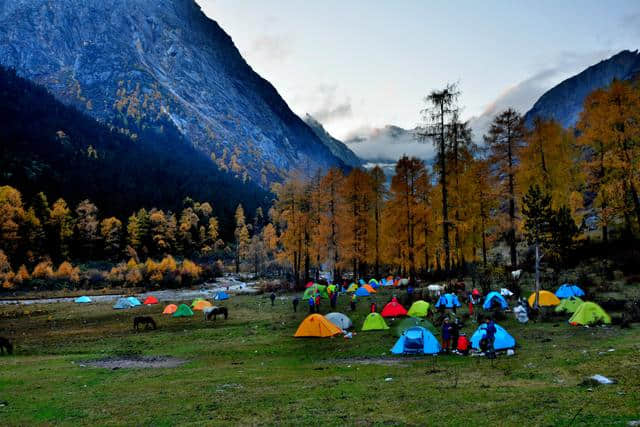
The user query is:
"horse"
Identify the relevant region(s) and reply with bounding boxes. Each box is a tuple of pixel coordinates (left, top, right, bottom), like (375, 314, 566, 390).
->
(0, 337, 13, 355)
(133, 316, 157, 331)
(204, 306, 228, 321)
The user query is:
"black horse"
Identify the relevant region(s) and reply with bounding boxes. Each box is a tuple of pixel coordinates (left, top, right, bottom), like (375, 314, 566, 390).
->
(0, 337, 13, 355)
(133, 316, 157, 331)
(204, 306, 228, 321)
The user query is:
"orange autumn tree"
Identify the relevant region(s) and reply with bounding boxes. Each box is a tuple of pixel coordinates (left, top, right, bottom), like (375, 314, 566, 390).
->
(315, 168, 344, 279)
(577, 80, 640, 238)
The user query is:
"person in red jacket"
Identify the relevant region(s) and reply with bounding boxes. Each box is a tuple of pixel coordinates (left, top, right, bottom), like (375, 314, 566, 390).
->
(456, 332, 470, 355)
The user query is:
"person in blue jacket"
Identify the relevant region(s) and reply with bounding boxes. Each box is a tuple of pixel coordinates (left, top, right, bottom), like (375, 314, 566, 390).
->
(484, 317, 497, 351)
(441, 317, 452, 353)
(308, 296, 315, 314)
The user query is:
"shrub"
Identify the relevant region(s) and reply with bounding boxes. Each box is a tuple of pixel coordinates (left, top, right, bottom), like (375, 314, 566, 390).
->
(56, 261, 80, 283)
(16, 265, 30, 282)
(32, 260, 55, 279)
(125, 268, 143, 286)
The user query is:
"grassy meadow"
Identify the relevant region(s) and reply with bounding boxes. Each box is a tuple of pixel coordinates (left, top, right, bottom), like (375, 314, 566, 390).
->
(1, 288, 639, 426)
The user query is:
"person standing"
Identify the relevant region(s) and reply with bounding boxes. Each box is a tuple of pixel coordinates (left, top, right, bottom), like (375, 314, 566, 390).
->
(270, 292, 276, 307)
(308, 296, 315, 314)
(370, 302, 377, 313)
(484, 317, 497, 357)
(450, 318, 461, 353)
(350, 294, 357, 312)
(292, 296, 299, 312)
(330, 291, 337, 310)
(441, 318, 452, 353)
(315, 295, 321, 313)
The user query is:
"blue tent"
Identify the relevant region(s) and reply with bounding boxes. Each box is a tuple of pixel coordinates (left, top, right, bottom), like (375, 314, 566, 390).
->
(470, 323, 516, 351)
(126, 296, 141, 306)
(555, 284, 585, 299)
(435, 293, 461, 309)
(483, 291, 508, 310)
(113, 297, 134, 309)
(214, 291, 230, 301)
(391, 326, 440, 355)
(354, 287, 370, 297)
(75, 296, 92, 303)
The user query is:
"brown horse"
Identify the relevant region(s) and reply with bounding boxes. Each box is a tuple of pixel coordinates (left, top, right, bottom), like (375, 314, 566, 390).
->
(0, 337, 13, 355)
(133, 316, 157, 331)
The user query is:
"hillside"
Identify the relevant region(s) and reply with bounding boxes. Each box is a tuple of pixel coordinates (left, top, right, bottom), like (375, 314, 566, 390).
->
(0, 0, 347, 186)
(0, 66, 268, 238)
(304, 114, 362, 168)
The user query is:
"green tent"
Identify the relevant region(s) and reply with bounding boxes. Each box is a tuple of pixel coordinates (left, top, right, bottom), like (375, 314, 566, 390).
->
(555, 297, 584, 314)
(392, 316, 437, 337)
(173, 303, 194, 318)
(303, 284, 329, 299)
(569, 302, 611, 326)
(346, 283, 358, 293)
(407, 300, 431, 317)
(361, 312, 389, 331)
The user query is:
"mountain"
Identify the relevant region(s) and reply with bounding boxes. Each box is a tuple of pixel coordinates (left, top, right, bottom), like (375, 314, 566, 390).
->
(304, 115, 362, 168)
(524, 50, 640, 128)
(0, 66, 268, 239)
(0, 0, 346, 187)
(345, 125, 434, 164)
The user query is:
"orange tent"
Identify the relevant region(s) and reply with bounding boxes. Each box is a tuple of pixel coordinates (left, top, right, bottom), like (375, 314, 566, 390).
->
(143, 296, 159, 305)
(193, 300, 213, 311)
(294, 314, 342, 337)
(528, 291, 560, 307)
(162, 304, 178, 314)
(362, 284, 377, 293)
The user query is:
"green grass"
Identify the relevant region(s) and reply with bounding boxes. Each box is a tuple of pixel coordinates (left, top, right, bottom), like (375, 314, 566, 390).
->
(1, 290, 639, 426)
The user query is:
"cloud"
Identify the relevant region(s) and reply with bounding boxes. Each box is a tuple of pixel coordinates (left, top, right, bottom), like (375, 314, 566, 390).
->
(467, 49, 616, 140)
(344, 125, 435, 163)
(249, 35, 292, 62)
(307, 84, 353, 123)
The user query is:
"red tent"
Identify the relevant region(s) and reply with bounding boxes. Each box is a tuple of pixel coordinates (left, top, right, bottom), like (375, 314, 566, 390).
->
(305, 281, 314, 288)
(381, 297, 408, 318)
(143, 295, 159, 305)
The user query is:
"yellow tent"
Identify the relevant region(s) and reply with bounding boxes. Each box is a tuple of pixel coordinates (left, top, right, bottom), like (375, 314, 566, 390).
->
(162, 304, 178, 314)
(528, 290, 560, 307)
(294, 314, 342, 337)
(362, 284, 377, 293)
(346, 283, 359, 292)
(192, 300, 213, 311)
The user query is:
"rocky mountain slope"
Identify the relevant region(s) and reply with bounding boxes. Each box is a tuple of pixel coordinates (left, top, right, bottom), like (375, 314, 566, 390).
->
(524, 50, 640, 128)
(304, 114, 362, 168)
(0, 0, 347, 186)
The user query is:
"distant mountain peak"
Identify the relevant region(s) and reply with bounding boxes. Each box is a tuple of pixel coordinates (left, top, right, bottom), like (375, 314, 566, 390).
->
(303, 114, 362, 168)
(524, 49, 640, 128)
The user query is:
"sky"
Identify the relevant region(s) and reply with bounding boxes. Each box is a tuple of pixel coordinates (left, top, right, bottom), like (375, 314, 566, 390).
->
(197, 0, 640, 142)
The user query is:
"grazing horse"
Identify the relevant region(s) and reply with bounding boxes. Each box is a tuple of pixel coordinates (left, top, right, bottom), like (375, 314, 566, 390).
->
(133, 316, 157, 331)
(0, 337, 13, 355)
(204, 306, 228, 321)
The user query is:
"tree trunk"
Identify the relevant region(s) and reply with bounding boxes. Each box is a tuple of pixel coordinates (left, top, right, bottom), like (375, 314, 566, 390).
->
(440, 103, 451, 276)
(534, 242, 541, 308)
(507, 129, 517, 269)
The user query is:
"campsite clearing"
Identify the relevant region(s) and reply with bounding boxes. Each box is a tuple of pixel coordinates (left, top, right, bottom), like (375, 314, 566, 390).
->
(1, 290, 639, 425)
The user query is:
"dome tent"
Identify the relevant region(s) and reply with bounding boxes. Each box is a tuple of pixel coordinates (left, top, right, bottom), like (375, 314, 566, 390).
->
(162, 304, 178, 314)
(555, 284, 585, 299)
(214, 291, 230, 301)
(172, 303, 194, 317)
(355, 287, 370, 297)
(528, 291, 560, 307)
(470, 323, 516, 351)
(555, 297, 584, 314)
(126, 296, 141, 307)
(113, 298, 134, 309)
(381, 297, 408, 318)
(143, 296, 159, 305)
(193, 300, 212, 311)
(75, 296, 91, 303)
(294, 314, 342, 337)
(391, 327, 440, 355)
(569, 302, 611, 326)
(346, 283, 359, 292)
(362, 284, 376, 293)
(361, 312, 389, 331)
(392, 317, 437, 337)
(407, 300, 431, 317)
(324, 312, 353, 330)
(483, 292, 509, 310)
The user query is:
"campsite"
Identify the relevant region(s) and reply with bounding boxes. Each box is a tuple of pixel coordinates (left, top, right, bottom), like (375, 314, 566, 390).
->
(1, 279, 639, 425)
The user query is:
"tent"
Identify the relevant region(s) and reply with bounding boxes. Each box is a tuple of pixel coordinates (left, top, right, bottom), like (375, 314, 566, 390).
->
(327, 284, 337, 294)
(354, 287, 370, 297)
(163, 304, 178, 314)
(305, 281, 314, 288)
(500, 288, 514, 297)
(470, 323, 516, 351)
(214, 291, 230, 301)
(528, 291, 560, 307)
(193, 300, 213, 311)
(555, 297, 584, 314)
(191, 298, 206, 307)
(569, 302, 611, 326)
(381, 297, 408, 318)
(362, 284, 377, 293)
(346, 283, 359, 292)
(143, 296, 159, 305)
(556, 284, 585, 299)
(359, 279, 366, 285)
(303, 284, 328, 300)
(361, 312, 389, 331)
(172, 304, 194, 318)
(407, 300, 431, 317)
(75, 296, 91, 303)
(368, 279, 379, 288)
(435, 293, 461, 309)
(483, 292, 509, 310)
(325, 312, 353, 330)
(391, 326, 440, 355)
(127, 296, 141, 307)
(113, 298, 134, 309)
(294, 314, 342, 337)
(392, 317, 437, 337)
